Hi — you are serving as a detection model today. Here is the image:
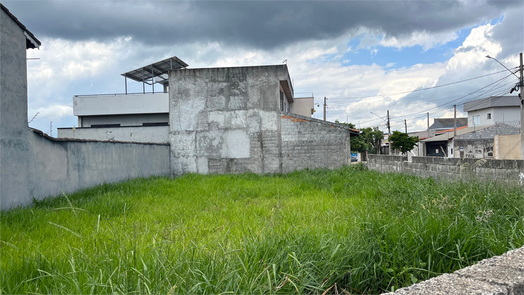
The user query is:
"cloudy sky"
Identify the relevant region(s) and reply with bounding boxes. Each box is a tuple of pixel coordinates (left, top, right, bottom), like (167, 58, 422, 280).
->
(5, 0, 524, 135)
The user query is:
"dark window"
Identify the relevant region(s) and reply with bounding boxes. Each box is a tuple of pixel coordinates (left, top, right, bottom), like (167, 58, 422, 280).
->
(91, 124, 121, 128)
(143, 122, 169, 126)
(487, 113, 491, 120)
(280, 91, 284, 111)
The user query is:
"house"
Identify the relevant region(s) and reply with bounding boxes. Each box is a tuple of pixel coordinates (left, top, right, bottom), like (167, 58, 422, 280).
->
(59, 58, 359, 176)
(419, 123, 520, 158)
(464, 96, 521, 128)
(58, 57, 317, 143)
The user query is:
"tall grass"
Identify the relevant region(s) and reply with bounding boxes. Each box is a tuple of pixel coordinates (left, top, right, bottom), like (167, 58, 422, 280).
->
(1, 164, 523, 294)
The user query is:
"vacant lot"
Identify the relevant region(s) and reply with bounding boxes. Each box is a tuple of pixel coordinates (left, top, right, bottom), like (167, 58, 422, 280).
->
(1, 165, 523, 294)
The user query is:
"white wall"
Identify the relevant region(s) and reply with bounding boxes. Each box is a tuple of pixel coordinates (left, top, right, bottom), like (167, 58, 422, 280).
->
(468, 107, 520, 127)
(74, 93, 168, 116)
(290, 97, 314, 117)
(58, 126, 169, 143)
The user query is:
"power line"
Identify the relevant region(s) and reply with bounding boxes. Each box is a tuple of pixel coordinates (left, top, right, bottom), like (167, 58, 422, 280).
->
(335, 68, 518, 101)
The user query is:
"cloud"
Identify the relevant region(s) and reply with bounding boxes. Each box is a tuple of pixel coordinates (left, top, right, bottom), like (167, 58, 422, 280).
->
(4, 0, 520, 51)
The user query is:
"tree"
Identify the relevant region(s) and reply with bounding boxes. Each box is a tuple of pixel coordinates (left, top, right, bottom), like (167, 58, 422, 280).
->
(335, 121, 384, 159)
(389, 131, 419, 154)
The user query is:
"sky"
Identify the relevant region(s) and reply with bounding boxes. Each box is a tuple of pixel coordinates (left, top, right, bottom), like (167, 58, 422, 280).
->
(4, 0, 524, 135)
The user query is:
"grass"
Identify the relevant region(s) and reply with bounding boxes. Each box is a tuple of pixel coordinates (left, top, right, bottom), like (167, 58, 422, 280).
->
(1, 164, 523, 294)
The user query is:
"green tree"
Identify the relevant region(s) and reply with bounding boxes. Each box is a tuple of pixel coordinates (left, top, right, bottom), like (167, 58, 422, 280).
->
(335, 121, 384, 159)
(389, 131, 419, 154)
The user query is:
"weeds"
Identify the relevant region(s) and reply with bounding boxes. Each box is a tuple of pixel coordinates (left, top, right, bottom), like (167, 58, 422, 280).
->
(1, 165, 522, 294)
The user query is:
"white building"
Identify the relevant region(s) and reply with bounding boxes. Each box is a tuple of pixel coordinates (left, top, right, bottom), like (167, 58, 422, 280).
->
(464, 96, 521, 128)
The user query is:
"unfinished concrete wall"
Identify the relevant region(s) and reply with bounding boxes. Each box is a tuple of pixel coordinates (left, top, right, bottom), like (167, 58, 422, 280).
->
(455, 138, 494, 158)
(169, 65, 289, 176)
(281, 113, 352, 173)
(2, 130, 170, 209)
(0, 7, 33, 208)
(367, 155, 524, 184)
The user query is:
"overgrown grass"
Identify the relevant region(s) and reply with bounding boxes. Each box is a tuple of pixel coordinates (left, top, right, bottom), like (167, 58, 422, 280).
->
(1, 164, 523, 294)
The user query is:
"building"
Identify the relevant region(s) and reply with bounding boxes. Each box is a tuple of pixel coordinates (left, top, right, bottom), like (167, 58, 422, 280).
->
(60, 60, 358, 175)
(464, 96, 521, 128)
(58, 58, 316, 143)
(1, 4, 170, 209)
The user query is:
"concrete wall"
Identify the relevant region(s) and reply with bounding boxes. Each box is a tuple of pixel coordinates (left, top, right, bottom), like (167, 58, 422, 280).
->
(169, 65, 288, 176)
(0, 7, 33, 208)
(78, 113, 169, 128)
(2, 130, 170, 209)
(281, 113, 351, 173)
(367, 155, 524, 184)
(455, 138, 494, 158)
(289, 96, 314, 117)
(58, 125, 169, 143)
(74, 93, 168, 116)
(495, 134, 521, 160)
(384, 246, 524, 295)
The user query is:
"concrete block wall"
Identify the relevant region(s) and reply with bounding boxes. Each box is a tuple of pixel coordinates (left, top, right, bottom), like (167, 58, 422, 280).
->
(281, 113, 352, 173)
(383, 246, 524, 295)
(368, 155, 524, 184)
(169, 65, 289, 176)
(1, 130, 170, 209)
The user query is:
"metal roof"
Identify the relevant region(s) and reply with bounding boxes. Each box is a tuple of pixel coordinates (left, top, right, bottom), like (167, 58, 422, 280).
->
(1, 3, 41, 49)
(121, 56, 188, 84)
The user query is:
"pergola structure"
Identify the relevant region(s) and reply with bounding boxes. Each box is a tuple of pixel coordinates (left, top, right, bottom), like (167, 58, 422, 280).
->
(121, 56, 188, 94)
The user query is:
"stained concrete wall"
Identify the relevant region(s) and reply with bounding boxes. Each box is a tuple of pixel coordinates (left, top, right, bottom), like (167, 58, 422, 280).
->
(495, 134, 521, 160)
(367, 155, 524, 184)
(169, 65, 288, 175)
(58, 125, 169, 143)
(0, 7, 33, 208)
(383, 246, 524, 295)
(2, 130, 170, 209)
(281, 113, 352, 173)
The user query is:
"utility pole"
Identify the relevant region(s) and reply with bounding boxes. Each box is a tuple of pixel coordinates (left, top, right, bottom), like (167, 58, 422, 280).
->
(387, 110, 391, 155)
(323, 97, 328, 121)
(519, 52, 524, 160)
(427, 112, 430, 138)
(404, 119, 407, 133)
(453, 105, 457, 138)
(453, 105, 457, 158)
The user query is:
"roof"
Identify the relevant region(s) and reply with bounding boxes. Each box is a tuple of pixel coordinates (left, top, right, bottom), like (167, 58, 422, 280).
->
(429, 117, 468, 130)
(1, 3, 41, 49)
(122, 56, 188, 84)
(463, 96, 520, 112)
(421, 125, 491, 142)
(421, 122, 519, 142)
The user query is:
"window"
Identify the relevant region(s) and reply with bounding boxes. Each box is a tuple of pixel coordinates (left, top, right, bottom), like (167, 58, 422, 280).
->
(487, 113, 491, 120)
(143, 122, 168, 126)
(91, 124, 120, 128)
(473, 115, 480, 126)
(280, 91, 284, 111)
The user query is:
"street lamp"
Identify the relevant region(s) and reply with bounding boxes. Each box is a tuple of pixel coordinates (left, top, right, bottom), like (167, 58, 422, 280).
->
(485, 53, 524, 159)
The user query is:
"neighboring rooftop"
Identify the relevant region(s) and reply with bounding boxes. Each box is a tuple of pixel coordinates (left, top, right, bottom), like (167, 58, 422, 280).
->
(429, 117, 468, 130)
(463, 96, 520, 112)
(1, 3, 41, 49)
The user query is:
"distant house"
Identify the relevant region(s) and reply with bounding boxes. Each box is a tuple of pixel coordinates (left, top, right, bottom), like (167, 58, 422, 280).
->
(429, 117, 468, 132)
(464, 96, 521, 128)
